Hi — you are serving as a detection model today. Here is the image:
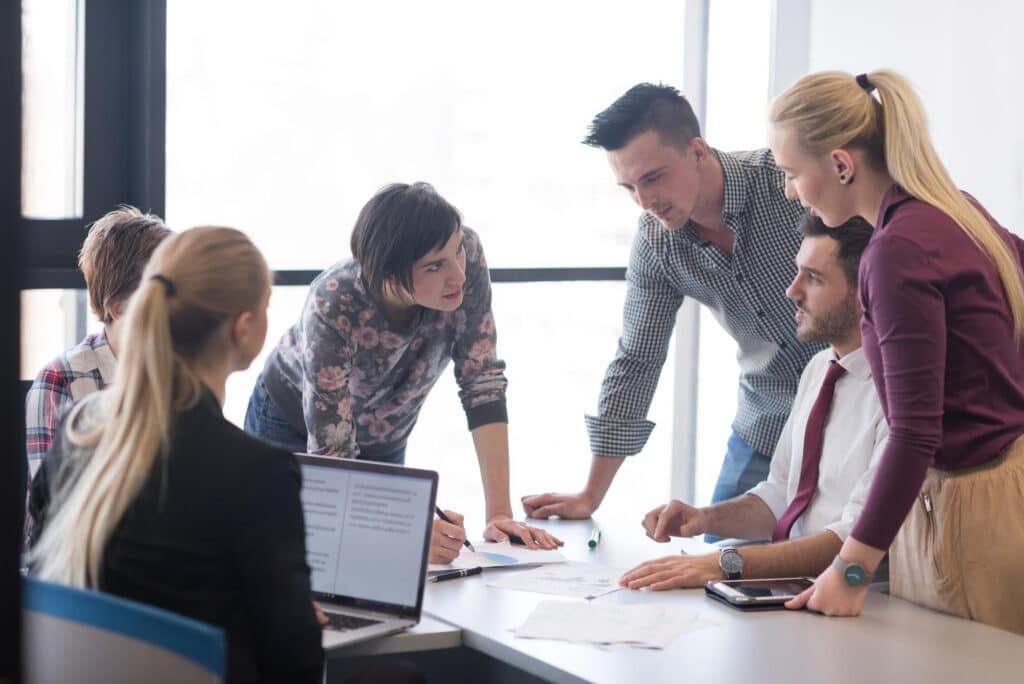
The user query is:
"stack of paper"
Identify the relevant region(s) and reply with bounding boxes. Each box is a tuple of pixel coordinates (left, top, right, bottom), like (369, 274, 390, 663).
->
(487, 562, 623, 599)
(515, 600, 706, 649)
(428, 540, 566, 574)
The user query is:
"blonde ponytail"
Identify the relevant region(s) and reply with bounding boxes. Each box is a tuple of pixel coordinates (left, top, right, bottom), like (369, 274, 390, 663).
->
(771, 69, 1024, 340)
(31, 226, 270, 588)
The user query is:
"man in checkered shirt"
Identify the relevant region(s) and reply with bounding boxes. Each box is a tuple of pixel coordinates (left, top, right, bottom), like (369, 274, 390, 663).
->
(523, 83, 824, 524)
(24, 207, 171, 478)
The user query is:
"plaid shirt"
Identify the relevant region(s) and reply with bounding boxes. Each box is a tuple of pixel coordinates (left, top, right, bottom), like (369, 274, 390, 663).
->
(25, 329, 116, 474)
(585, 149, 826, 458)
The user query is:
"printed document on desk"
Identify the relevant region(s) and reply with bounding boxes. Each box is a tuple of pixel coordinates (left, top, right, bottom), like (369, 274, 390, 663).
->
(515, 600, 708, 650)
(487, 562, 624, 599)
(428, 541, 565, 574)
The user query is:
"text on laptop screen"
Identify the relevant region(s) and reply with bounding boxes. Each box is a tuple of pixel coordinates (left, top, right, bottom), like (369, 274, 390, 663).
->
(300, 463, 432, 608)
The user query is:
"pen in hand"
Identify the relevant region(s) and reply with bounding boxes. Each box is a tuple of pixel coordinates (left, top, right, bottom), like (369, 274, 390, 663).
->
(435, 506, 476, 553)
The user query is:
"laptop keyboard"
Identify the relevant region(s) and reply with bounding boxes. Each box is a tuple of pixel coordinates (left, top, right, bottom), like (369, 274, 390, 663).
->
(324, 612, 383, 632)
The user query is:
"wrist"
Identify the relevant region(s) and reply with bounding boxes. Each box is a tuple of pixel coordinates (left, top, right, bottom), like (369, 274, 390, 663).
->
(839, 536, 886, 574)
(696, 506, 715, 535)
(486, 509, 514, 524)
(832, 555, 874, 587)
(577, 488, 600, 509)
(718, 547, 744, 580)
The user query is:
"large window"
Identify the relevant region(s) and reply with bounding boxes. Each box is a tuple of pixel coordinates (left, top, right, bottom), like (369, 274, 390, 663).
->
(21, 0, 83, 220)
(175, 1, 691, 517)
(165, 0, 688, 269)
(692, 0, 773, 504)
(17, 0, 780, 522)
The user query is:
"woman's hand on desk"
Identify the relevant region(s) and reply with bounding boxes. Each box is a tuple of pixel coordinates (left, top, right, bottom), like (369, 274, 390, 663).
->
(619, 554, 720, 590)
(786, 565, 868, 616)
(786, 536, 881, 616)
(483, 515, 564, 550)
(430, 510, 467, 564)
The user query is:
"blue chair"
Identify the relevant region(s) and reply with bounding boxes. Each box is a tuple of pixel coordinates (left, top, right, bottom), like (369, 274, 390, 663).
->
(22, 577, 225, 684)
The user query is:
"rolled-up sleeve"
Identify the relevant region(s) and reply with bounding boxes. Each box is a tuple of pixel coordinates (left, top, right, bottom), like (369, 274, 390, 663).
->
(585, 225, 683, 457)
(452, 229, 508, 430)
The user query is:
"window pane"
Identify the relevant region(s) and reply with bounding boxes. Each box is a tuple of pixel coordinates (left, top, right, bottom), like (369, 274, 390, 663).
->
(224, 282, 674, 521)
(20, 290, 97, 380)
(21, 0, 84, 219)
(166, 1, 688, 269)
(694, 0, 772, 505)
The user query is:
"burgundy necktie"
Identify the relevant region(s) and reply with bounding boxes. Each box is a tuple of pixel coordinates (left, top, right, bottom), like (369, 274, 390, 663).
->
(771, 360, 847, 542)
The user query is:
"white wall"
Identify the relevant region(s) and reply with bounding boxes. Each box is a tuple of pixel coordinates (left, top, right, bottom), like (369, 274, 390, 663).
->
(803, 0, 1024, 234)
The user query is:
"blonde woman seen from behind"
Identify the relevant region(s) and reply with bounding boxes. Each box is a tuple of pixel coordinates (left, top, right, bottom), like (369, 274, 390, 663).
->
(28, 227, 325, 681)
(768, 69, 1024, 634)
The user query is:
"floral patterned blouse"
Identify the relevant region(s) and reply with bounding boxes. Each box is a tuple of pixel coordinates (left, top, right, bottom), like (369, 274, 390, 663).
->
(261, 227, 508, 458)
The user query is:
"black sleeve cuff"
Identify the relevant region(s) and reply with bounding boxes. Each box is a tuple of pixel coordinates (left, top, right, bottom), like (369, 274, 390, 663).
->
(465, 400, 508, 431)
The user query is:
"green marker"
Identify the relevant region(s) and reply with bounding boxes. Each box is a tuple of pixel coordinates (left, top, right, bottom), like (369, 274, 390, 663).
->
(587, 528, 602, 549)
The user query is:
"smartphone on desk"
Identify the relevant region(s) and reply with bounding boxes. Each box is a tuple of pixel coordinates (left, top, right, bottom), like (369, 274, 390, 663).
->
(704, 577, 814, 611)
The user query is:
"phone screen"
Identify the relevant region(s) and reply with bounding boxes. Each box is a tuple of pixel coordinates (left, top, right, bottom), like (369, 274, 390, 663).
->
(726, 578, 813, 598)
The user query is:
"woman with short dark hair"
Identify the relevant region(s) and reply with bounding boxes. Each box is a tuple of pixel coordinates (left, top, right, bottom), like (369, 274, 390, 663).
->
(246, 182, 560, 561)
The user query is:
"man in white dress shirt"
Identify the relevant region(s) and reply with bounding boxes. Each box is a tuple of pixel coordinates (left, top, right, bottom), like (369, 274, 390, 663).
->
(619, 214, 885, 590)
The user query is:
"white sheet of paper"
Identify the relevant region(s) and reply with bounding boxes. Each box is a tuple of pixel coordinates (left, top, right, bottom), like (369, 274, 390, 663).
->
(515, 600, 705, 649)
(486, 562, 624, 599)
(428, 540, 566, 573)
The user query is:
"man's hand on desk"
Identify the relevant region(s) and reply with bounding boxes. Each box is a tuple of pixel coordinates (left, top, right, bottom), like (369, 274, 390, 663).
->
(619, 554, 721, 590)
(483, 515, 564, 550)
(642, 499, 707, 541)
(430, 510, 467, 564)
(520, 491, 597, 520)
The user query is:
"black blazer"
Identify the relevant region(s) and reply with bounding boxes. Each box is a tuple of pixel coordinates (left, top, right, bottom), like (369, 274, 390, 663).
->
(29, 388, 324, 683)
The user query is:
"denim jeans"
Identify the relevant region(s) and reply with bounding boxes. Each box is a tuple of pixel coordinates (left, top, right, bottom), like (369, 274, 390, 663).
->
(244, 373, 406, 465)
(705, 428, 771, 543)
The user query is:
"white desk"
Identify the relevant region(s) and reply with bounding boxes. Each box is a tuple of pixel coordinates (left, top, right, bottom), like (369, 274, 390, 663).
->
(422, 516, 1024, 684)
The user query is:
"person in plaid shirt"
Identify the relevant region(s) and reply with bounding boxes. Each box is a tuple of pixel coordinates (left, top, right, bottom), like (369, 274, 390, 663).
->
(523, 84, 825, 524)
(24, 206, 171, 476)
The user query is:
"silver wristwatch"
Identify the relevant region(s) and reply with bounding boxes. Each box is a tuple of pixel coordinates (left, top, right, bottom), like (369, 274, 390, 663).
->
(719, 547, 744, 580)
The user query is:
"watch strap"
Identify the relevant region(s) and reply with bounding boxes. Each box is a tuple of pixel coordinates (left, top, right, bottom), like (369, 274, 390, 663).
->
(832, 555, 873, 585)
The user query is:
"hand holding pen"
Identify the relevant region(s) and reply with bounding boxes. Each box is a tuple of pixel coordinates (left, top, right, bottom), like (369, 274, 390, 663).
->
(430, 507, 473, 564)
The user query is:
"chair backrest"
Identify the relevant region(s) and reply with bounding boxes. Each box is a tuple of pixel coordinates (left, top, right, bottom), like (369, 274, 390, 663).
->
(22, 577, 225, 684)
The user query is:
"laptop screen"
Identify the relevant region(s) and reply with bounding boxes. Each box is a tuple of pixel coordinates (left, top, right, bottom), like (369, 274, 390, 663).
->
(298, 456, 436, 611)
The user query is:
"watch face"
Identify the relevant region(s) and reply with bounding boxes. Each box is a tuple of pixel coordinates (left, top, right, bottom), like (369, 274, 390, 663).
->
(843, 565, 866, 586)
(721, 550, 743, 574)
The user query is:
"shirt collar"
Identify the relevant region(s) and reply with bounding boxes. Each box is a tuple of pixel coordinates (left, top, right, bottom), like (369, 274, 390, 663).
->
(93, 327, 117, 385)
(876, 184, 915, 230)
(716, 150, 749, 220)
(832, 346, 870, 380)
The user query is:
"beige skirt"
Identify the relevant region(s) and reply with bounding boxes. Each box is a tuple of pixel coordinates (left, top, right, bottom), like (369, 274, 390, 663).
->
(889, 434, 1024, 634)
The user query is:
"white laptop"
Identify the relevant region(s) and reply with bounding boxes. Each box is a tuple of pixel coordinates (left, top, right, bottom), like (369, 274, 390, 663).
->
(296, 454, 438, 650)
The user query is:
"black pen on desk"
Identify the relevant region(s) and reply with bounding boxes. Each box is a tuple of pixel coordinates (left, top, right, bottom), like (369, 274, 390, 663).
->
(429, 567, 483, 583)
(435, 506, 476, 552)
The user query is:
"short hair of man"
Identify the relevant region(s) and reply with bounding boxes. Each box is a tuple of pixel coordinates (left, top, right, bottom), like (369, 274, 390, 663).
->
(350, 182, 463, 303)
(582, 83, 702, 152)
(79, 206, 172, 324)
(798, 214, 874, 286)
